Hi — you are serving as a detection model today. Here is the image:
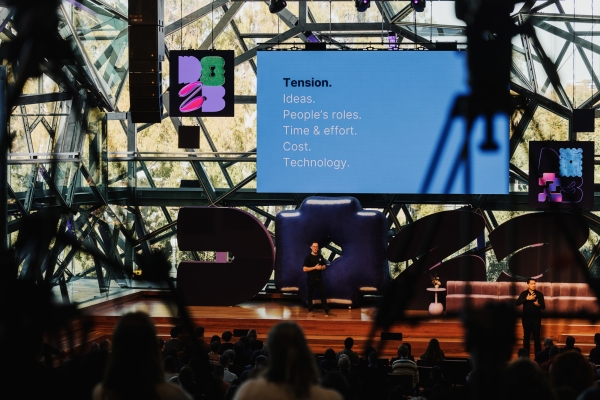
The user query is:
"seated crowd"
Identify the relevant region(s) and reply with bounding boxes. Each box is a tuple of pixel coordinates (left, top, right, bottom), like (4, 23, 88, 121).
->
(43, 314, 600, 400)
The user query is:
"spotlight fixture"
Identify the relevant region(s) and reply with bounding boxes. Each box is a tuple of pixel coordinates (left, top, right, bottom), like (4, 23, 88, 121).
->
(355, 0, 370, 13)
(411, 0, 426, 13)
(269, 0, 286, 14)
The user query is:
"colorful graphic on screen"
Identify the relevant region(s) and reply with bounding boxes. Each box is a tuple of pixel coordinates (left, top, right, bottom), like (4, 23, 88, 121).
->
(169, 50, 234, 117)
(528, 141, 594, 209)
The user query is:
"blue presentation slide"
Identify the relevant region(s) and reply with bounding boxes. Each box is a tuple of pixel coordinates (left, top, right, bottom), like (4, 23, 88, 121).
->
(257, 51, 509, 194)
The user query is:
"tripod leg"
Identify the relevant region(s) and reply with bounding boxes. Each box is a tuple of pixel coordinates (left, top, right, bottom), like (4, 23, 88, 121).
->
(420, 96, 465, 194)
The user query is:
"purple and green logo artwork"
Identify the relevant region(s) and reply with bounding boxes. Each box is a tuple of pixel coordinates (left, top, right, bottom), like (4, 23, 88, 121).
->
(169, 50, 234, 117)
(528, 141, 594, 209)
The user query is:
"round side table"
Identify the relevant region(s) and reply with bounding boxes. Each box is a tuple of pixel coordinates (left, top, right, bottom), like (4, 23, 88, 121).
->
(426, 287, 446, 316)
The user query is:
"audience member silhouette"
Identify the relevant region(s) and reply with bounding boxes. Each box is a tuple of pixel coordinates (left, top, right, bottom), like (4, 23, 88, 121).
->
(194, 326, 210, 356)
(247, 329, 263, 354)
(541, 346, 560, 373)
(208, 341, 220, 366)
(212, 365, 231, 398)
(588, 333, 600, 360)
(178, 366, 203, 399)
(225, 348, 243, 377)
(338, 355, 360, 398)
(420, 366, 451, 392)
(419, 338, 445, 366)
(403, 343, 415, 362)
(321, 371, 352, 400)
(429, 302, 517, 400)
(220, 354, 238, 383)
(233, 341, 249, 370)
(517, 348, 530, 359)
(535, 338, 554, 365)
(234, 321, 342, 399)
(550, 350, 595, 397)
(337, 337, 360, 365)
(391, 344, 418, 390)
(220, 331, 235, 354)
(367, 351, 379, 368)
(577, 386, 600, 400)
(188, 356, 212, 395)
(504, 358, 558, 400)
(561, 336, 582, 354)
(92, 312, 191, 400)
(165, 326, 184, 353)
(224, 378, 241, 400)
(320, 348, 338, 372)
(242, 354, 268, 382)
(164, 355, 179, 381)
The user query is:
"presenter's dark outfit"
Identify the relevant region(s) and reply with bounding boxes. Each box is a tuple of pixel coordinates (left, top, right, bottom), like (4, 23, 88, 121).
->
(516, 289, 545, 355)
(304, 253, 330, 313)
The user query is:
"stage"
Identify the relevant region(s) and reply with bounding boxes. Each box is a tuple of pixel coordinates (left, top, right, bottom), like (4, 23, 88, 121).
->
(68, 290, 600, 360)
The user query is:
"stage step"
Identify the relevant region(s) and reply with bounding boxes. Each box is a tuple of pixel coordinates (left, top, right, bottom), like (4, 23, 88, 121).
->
(73, 291, 600, 361)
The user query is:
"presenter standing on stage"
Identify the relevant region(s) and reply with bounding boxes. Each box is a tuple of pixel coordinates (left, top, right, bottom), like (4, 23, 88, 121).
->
(515, 278, 545, 355)
(304, 242, 336, 317)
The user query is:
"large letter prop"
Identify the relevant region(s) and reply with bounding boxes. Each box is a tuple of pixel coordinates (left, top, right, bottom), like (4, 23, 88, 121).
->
(488, 212, 589, 282)
(275, 197, 389, 306)
(383, 209, 486, 311)
(177, 207, 274, 306)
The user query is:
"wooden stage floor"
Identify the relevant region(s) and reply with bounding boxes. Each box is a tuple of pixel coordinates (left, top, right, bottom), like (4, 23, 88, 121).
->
(72, 290, 600, 360)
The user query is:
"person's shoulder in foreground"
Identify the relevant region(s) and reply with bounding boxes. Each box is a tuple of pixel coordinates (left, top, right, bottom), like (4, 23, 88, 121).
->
(93, 382, 193, 400)
(233, 377, 343, 400)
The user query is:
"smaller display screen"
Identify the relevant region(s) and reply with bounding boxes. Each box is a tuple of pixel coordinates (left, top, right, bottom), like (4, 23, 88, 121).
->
(169, 50, 234, 117)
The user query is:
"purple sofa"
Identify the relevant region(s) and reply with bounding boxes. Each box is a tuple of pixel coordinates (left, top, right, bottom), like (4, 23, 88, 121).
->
(446, 281, 600, 314)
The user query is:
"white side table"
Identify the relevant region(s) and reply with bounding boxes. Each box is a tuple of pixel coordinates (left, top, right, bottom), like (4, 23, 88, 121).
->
(426, 287, 446, 316)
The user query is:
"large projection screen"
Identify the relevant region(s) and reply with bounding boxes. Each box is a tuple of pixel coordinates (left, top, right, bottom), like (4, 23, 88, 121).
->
(257, 51, 509, 194)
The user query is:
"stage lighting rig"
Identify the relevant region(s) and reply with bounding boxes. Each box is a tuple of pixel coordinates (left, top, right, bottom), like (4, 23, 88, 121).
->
(269, 0, 286, 14)
(411, 0, 426, 13)
(355, 0, 370, 13)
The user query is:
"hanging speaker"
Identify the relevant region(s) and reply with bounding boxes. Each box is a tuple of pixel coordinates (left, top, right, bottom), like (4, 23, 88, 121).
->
(130, 97, 163, 112)
(573, 109, 595, 132)
(130, 60, 161, 73)
(129, 84, 162, 98)
(129, 25, 164, 60)
(128, 0, 164, 26)
(131, 112, 161, 124)
(129, 72, 161, 86)
(178, 126, 200, 148)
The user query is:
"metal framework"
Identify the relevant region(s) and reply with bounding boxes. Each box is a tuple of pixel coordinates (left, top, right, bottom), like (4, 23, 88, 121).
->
(2, 0, 600, 302)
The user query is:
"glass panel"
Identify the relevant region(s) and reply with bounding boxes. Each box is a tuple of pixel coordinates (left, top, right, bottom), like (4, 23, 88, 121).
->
(200, 104, 257, 151)
(69, 4, 128, 102)
(387, 1, 411, 16)
(226, 162, 256, 188)
(30, 120, 51, 153)
(137, 116, 179, 152)
(235, 62, 256, 96)
(576, 119, 600, 184)
(107, 120, 128, 153)
(9, 115, 30, 153)
(511, 106, 569, 173)
(9, 165, 36, 193)
(139, 206, 171, 234)
(139, 161, 200, 188)
(109, 161, 128, 187)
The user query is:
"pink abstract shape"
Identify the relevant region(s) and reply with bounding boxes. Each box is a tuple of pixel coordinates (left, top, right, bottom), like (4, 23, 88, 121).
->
(179, 82, 205, 113)
(180, 96, 205, 113)
(538, 172, 562, 203)
(178, 81, 202, 97)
